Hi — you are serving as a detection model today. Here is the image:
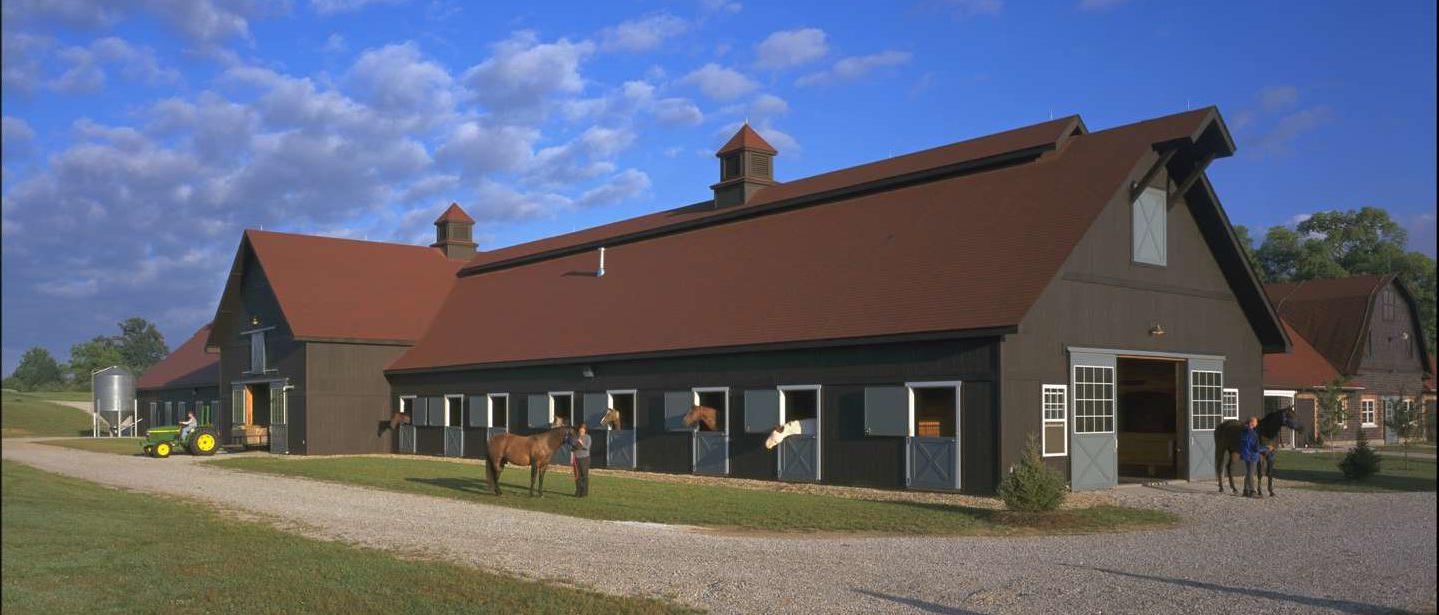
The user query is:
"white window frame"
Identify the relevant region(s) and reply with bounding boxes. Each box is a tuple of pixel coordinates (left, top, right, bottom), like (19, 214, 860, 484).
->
(443, 394, 464, 428)
(1222, 388, 1240, 420)
(1072, 365, 1116, 434)
(606, 389, 637, 431)
(1042, 384, 1068, 457)
(548, 391, 575, 426)
(485, 393, 508, 429)
(905, 381, 962, 439)
(691, 387, 730, 435)
(1361, 399, 1377, 427)
(1190, 370, 1224, 431)
(778, 384, 823, 482)
(399, 395, 416, 416)
(1132, 186, 1168, 266)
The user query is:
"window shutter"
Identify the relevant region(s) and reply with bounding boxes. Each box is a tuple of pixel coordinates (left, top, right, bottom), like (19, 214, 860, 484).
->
(249, 331, 266, 372)
(863, 386, 910, 436)
(742, 389, 781, 433)
(411, 398, 428, 426)
(582, 393, 608, 428)
(664, 391, 692, 431)
(526, 394, 550, 428)
(1132, 188, 1167, 266)
(467, 395, 488, 427)
(425, 396, 445, 426)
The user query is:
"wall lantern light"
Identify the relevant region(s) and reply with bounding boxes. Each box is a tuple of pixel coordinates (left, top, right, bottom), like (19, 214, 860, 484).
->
(581, 365, 595, 378)
(1149, 322, 1166, 337)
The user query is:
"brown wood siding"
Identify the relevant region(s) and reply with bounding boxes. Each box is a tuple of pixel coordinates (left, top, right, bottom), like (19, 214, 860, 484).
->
(388, 338, 1000, 492)
(215, 249, 307, 450)
(304, 342, 409, 455)
(1001, 168, 1265, 479)
(1355, 280, 1428, 396)
(137, 386, 221, 433)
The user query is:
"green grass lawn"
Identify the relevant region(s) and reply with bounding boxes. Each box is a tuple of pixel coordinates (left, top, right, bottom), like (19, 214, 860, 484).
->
(27, 391, 94, 402)
(211, 455, 1174, 535)
(1, 391, 95, 438)
(1, 461, 691, 614)
(36, 437, 145, 456)
(1377, 443, 1436, 454)
(1276, 451, 1437, 492)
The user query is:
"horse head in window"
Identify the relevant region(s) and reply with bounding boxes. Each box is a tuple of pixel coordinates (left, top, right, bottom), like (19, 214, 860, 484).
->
(682, 405, 718, 431)
(600, 408, 622, 430)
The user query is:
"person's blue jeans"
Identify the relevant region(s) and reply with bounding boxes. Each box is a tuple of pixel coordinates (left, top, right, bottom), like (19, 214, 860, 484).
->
(180, 424, 195, 441)
(1243, 459, 1259, 495)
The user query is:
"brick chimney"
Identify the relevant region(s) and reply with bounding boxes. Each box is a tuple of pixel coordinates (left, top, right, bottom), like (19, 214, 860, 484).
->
(431, 203, 477, 260)
(711, 123, 777, 208)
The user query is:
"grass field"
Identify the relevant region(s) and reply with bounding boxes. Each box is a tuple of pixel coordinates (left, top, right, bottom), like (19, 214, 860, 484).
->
(211, 455, 1174, 535)
(37, 437, 145, 455)
(1276, 451, 1437, 492)
(1, 460, 692, 614)
(1, 391, 94, 438)
(27, 391, 94, 402)
(1377, 443, 1437, 454)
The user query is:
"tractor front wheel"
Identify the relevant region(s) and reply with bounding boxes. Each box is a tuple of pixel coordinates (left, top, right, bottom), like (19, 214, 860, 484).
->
(154, 442, 172, 458)
(188, 429, 219, 456)
(143, 445, 154, 457)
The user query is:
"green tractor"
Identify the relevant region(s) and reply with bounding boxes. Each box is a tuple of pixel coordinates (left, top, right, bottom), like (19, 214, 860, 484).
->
(143, 424, 220, 458)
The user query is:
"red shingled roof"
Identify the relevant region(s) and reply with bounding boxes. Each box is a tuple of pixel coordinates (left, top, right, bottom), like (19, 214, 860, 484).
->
(1264, 320, 1343, 390)
(717, 124, 777, 155)
(1266, 275, 1391, 375)
(435, 203, 474, 224)
(137, 324, 219, 390)
(458, 116, 1083, 274)
(241, 231, 462, 343)
(392, 109, 1242, 371)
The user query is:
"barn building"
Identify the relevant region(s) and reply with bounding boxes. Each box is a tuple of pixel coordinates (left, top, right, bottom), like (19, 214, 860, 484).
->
(1263, 275, 1433, 446)
(136, 324, 220, 434)
(385, 107, 1290, 493)
(203, 215, 466, 454)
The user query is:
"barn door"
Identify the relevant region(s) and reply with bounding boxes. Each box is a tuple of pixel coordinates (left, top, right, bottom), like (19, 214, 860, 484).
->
(1070, 352, 1117, 491)
(268, 383, 288, 455)
(778, 436, 818, 481)
(1187, 359, 1223, 481)
(444, 428, 464, 457)
(398, 424, 415, 453)
(909, 437, 958, 490)
(607, 429, 636, 469)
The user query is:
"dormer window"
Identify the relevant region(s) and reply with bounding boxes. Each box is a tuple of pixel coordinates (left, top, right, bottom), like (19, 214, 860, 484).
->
(1381, 289, 1395, 321)
(249, 330, 266, 373)
(1132, 187, 1168, 266)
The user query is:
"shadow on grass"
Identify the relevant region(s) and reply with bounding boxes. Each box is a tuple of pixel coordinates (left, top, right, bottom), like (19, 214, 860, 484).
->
(405, 475, 579, 498)
(1276, 469, 1436, 492)
(1065, 565, 1421, 614)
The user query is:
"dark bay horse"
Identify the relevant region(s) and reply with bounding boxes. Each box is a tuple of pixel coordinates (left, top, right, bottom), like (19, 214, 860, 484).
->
(485, 426, 575, 497)
(1215, 406, 1304, 496)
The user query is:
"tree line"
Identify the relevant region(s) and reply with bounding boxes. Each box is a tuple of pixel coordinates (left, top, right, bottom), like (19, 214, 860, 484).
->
(1234, 207, 1437, 348)
(4, 318, 169, 392)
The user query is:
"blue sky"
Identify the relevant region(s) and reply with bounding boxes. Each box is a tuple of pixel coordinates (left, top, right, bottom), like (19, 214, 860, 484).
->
(2, 0, 1435, 374)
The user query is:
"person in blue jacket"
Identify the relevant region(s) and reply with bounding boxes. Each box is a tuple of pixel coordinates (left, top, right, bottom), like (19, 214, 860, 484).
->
(1240, 416, 1270, 498)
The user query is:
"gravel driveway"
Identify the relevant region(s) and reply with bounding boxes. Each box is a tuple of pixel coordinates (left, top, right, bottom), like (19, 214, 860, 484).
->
(4, 440, 1434, 614)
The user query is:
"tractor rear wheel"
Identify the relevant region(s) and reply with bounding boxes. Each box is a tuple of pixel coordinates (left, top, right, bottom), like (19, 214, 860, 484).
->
(189, 428, 219, 456)
(154, 442, 172, 458)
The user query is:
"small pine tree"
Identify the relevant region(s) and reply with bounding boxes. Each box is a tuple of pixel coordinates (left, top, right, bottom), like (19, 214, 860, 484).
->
(1338, 426, 1381, 480)
(999, 436, 1066, 513)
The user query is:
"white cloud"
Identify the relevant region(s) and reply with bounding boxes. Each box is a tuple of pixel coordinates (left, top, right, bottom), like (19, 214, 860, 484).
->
(653, 97, 704, 126)
(681, 63, 758, 101)
(698, 0, 742, 14)
(754, 28, 828, 70)
(36, 278, 100, 299)
(1258, 85, 1300, 112)
(461, 31, 595, 121)
(344, 42, 454, 122)
(1253, 106, 1333, 155)
(600, 13, 688, 52)
(48, 36, 179, 94)
(796, 50, 912, 87)
(323, 33, 347, 53)
(1, 31, 53, 92)
(1, 116, 36, 161)
(575, 168, 650, 208)
(943, 0, 1003, 18)
(435, 121, 537, 175)
(311, 0, 409, 15)
(748, 93, 789, 118)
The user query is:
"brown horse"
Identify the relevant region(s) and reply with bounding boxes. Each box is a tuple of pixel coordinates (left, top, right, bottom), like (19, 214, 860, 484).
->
(485, 426, 575, 497)
(599, 408, 622, 430)
(682, 405, 719, 430)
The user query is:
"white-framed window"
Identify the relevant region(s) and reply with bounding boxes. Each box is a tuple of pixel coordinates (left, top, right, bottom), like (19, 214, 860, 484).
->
(444, 394, 464, 427)
(1132, 186, 1168, 266)
(487, 394, 508, 428)
(778, 385, 823, 481)
(692, 387, 730, 433)
(1190, 371, 1224, 431)
(606, 389, 637, 431)
(1072, 366, 1115, 434)
(906, 381, 961, 439)
(1361, 399, 1377, 427)
(399, 395, 415, 416)
(549, 391, 575, 426)
(1041, 384, 1067, 456)
(164, 401, 174, 425)
(149, 401, 158, 426)
(1222, 388, 1240, 420)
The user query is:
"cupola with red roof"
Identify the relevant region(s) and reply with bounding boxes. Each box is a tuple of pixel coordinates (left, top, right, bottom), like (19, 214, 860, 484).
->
(711, 123, 778, 208)
(432, 203, 478, 260)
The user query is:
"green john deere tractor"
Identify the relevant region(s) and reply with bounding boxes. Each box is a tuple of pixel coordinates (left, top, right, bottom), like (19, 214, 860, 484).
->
(142, 424, 220, 458)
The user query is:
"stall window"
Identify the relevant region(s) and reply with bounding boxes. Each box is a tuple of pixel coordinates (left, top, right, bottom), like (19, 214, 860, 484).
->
(1042, 384, 1067, 456)
(488, 394, 509, 428)
(1073, 366, 1115, 433)
(607, 390, 636, 430)
(1222, 388, 1240, 420)
(445, 395, 464, 427)
(1190, 371, 1223, 431)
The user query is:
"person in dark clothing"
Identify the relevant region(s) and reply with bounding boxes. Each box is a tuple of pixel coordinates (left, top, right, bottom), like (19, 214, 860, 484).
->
(1240, 416, 1270, 498)
(570, 423, 592, 497)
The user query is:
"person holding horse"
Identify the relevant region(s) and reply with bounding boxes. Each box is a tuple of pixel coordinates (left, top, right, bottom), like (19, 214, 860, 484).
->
(569, 423, 592, 498)
(1240, 416, 1271, 498)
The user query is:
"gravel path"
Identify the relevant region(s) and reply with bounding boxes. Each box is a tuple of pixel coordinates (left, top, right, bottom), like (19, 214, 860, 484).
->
(4, 440, 1434, 614)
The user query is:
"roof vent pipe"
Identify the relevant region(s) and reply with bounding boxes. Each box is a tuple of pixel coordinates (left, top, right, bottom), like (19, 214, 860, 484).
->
(597, 247, 606, 277)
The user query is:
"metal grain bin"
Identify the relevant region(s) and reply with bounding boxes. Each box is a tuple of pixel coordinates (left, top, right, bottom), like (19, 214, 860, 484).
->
(92, 366, 135, 434)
